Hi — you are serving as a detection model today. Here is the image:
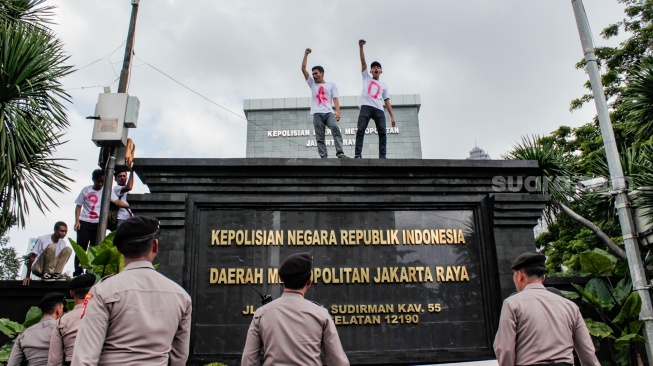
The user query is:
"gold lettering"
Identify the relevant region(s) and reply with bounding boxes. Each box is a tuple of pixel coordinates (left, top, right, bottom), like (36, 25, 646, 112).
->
(461, 266, 470, 281)
(268, 268, 279, 284)
(424, 267, 433, 282)
(436, 267, 445, 281)
(446, 267, 454, 281)
(211, 230, 219, 245)
(458, 230, 466, 244)
(210, 268, 218, 283)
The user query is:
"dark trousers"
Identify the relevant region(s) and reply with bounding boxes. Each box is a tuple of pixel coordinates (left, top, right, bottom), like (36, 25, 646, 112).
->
(355, 105, 387, 158)
(74, 220, 98, 276)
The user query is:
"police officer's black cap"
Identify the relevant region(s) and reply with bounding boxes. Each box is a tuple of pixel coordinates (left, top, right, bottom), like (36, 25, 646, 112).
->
(114, 216, 159, 244)
(279, 252, 313, 277)
(511, 252, 546, 270)
(70, 273, 96, 290)
(38, 292, 65, 308)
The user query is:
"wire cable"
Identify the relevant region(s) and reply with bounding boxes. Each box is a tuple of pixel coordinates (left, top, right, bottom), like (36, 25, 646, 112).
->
(133, 55, 317, 150)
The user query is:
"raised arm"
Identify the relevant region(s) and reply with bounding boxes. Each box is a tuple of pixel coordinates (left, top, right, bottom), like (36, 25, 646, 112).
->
(359, 39, 367, 72)
(301, 48, 312, 80)
(120, 161, 135, 194)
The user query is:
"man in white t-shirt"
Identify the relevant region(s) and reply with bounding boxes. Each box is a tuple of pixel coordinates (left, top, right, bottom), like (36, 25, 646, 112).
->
(22, 222, 71, 284)
(73, 169, 104, 276)
(111, 165, 134, 228)
(354, 39, 396, 159)
(301, 48, 348, 159)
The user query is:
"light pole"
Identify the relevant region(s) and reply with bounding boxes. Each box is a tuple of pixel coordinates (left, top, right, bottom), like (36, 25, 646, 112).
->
(571, 0, 653, 360)
(96, 0, 140, 244)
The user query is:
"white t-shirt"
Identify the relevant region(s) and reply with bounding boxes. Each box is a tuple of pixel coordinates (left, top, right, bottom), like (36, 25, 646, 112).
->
(32, 233, 67, 262)
(74, 185, 103, 223)
(360, 70, 389, 111)
(111, 185, 133, 220)
(307, 77, 338, 115)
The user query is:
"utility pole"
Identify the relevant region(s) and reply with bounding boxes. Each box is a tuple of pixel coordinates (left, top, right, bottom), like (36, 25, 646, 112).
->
(96, 0, 140, 244)
(572, 0, 653, 360)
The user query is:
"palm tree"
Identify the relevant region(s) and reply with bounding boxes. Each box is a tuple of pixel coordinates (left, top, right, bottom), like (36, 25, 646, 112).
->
(0, 0, 73, 234)
(504, 135, 627, 261)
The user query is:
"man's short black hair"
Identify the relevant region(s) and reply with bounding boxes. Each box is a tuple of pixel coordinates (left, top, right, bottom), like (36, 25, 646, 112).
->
(520, 265, 546, 278)
(114, 165, 130, 178)
(38, 293, 64, 314)
(54, 221, 67, 231)
(312, 66, 324, 74)
(281, 272, 312, 290)
(72, 286, 92, 299)
(92, 169, 104, 181)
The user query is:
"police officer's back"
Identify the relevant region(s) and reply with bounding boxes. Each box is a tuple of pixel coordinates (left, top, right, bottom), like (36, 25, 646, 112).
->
(71, 216, 192, 366)
(8, 292, 65, 366)
(493, 252, 599, 366)
(241, 252, 349, 366)
(48, 273, 95, 366)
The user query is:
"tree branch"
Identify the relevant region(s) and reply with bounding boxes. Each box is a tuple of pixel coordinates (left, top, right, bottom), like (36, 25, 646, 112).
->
(558, 203, 627, 260)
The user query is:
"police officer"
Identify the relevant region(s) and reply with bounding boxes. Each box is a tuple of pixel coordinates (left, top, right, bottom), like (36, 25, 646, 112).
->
(8, 292, 65, 366)
(71, 216, 192, 366)
(493, 252, 600, 366)
(48, 273, 96, 366)
(241, 252, 349, 366)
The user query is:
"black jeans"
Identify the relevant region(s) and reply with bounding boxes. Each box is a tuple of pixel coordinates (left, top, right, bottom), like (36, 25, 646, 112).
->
(355, 105, 387, 158)
(74, 220, 98, 276)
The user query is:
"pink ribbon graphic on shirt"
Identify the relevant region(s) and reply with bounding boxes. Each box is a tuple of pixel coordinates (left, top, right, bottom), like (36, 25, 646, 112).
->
(88, 193, 99, 220)
(316, 85, 328, 106)
(368, 81, 381, 99)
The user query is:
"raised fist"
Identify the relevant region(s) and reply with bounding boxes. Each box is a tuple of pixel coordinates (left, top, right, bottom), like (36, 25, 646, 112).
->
(359, 39, 366, 46)
(305, 48, 312, 54)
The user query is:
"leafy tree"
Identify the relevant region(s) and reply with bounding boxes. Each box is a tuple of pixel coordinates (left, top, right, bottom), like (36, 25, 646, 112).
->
(0, 0, 74, 234)
(565, 249, 646, 365)
(0, 232, 20, 280)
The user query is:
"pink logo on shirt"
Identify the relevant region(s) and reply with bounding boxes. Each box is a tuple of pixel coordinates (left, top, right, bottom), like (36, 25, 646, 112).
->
(368, 81, 381, 99)
(87, 193, 99, 220)
(316, 86, 328, 106)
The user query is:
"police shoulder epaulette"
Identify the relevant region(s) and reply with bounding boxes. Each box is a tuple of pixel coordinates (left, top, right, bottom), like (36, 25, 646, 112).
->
(99, 274, 115, 283)
(308, 299, 323, 307)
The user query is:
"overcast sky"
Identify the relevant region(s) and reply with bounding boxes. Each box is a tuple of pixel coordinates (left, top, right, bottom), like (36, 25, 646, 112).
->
(9, 0, 624, 286)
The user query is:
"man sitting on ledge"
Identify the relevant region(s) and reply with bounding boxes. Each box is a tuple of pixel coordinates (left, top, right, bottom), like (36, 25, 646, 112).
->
(23, 222, 72, 284)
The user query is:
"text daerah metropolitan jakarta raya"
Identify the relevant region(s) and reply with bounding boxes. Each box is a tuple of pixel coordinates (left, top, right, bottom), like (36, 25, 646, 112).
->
(211, 229, 467, 246)
(210, 265, 470, 285)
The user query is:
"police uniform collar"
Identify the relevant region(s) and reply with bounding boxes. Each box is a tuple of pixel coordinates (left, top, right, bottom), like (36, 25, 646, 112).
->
(123, 261, 155, 271)
(281, 292, 305, 299)
(523, 283, 546, 291)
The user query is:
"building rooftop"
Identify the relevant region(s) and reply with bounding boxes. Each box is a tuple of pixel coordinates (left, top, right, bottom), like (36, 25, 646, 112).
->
(244, 94, 421, 117)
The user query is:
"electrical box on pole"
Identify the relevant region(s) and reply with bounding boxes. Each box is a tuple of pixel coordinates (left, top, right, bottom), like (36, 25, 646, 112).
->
(91, 93, 140, 147)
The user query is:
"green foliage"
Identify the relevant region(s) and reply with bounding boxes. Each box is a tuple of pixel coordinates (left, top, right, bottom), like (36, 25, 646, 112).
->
(69, 232, 124, 279)
(204, 363, 227, 366)
(0, 231, 20, 280)
(0, 0, 74, 234)
(569, 250, 645, 365)
(585, 318, 614, 338)
(0, 306, 41, 363)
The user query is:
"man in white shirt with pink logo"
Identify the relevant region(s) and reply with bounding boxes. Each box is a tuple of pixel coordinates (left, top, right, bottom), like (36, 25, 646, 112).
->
(354, 39, 396, 159)
(73, 169, 104, 276)
(301, 48, 348, 159)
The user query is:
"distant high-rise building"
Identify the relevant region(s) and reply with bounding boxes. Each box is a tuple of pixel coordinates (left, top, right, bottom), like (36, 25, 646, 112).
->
(468, 145, 491, 160)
